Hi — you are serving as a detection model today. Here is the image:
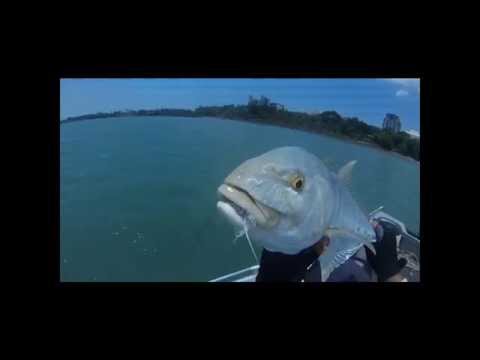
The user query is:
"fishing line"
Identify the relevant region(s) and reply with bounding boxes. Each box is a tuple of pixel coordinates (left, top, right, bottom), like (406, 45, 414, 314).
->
(244, 224, 259, 264)
(244, 216, 259, 264)
(232, 217, 259, 264)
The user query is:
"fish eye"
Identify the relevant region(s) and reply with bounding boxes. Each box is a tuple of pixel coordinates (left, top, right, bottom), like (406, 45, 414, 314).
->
(290, 175, 304, 190)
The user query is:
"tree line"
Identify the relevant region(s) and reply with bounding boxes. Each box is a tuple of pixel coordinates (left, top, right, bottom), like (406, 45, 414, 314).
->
(61, 96, 419, 161)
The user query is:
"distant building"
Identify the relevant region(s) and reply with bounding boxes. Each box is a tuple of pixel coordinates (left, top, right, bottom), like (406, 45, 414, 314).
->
(383, 113, 401, 133)
(405, 129, 420, 139)
(271, 102, 285, 111)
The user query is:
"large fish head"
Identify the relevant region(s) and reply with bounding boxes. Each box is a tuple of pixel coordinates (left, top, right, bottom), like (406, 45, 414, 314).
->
(217, 147, 336, 254)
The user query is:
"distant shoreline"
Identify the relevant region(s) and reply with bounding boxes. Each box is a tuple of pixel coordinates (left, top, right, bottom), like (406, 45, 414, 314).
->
(60, 97, 419, 162)
(61, 114, 419, 164)
(354, 139, 420, 164)
(213, 115, 420, 165)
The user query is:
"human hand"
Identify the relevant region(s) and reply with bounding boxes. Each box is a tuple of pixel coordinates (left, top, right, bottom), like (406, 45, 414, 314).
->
(313, 236, 330, 256)
(366, 220, 407, 282)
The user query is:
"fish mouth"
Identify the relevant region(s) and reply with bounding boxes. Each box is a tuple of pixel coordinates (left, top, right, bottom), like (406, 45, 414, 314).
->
(217, 183, 279, 228)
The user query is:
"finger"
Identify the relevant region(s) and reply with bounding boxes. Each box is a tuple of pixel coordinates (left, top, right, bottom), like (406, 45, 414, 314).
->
(322, 236, 330, 247)
(373, 223, 384, 241)
(379, 220, 400, 237)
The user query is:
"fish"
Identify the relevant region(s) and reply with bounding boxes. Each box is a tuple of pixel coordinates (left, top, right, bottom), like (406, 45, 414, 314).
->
(216, 146, 376, 281)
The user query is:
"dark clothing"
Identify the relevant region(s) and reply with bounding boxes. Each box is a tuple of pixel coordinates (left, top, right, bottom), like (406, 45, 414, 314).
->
(255, 246, 319, 282)
(326, 252, 374, 282)
(255, 219, 404, 282)
(366, 220, 407, 281)
(256, 246, 375, 282)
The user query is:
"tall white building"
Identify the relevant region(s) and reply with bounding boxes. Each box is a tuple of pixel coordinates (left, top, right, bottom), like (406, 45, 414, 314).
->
(383, 113, 401, 133)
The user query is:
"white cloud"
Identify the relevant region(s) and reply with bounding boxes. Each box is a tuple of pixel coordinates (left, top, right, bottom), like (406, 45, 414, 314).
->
(386, 78, 419, 87)
(385, 78, 420, 92)
(396, 89, 409, 97)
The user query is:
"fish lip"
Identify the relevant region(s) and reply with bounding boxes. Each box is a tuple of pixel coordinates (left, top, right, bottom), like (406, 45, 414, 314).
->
(217, 193, 248, 218)
(217, 183, 260, 214)
(217, 182, 279, 226)
(224, 183, 260, 206)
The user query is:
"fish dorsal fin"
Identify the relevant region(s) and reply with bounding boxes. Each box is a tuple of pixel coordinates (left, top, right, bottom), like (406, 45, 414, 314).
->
(337, 160, 357, 185)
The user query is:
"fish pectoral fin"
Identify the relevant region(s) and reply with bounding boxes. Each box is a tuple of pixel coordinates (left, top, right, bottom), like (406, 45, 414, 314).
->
(326, 227, 376, 254)
(337, 160, 357, 186)
(321, 227, 367, 281)
(325, 227, 364, 244)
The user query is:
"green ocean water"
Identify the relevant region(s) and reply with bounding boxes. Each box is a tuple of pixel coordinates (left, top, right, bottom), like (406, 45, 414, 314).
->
(60, 116, 420, 281)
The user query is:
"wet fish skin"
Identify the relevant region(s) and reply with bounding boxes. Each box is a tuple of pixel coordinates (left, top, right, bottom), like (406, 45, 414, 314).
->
(217, 146, 376, 280)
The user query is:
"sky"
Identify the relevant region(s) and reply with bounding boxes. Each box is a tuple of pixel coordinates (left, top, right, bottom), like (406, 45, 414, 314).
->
(60, 78, 420, 132)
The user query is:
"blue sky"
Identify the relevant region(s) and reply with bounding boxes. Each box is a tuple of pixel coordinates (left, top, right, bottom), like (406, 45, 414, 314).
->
(60, 78, 420, 131)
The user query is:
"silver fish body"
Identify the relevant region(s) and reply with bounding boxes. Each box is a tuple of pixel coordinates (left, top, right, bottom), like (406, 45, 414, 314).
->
(217, 146, 376, 280)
